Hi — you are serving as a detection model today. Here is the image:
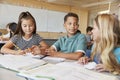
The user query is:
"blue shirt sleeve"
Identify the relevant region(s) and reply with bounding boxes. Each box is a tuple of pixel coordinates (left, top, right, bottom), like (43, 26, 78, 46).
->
(76, 34, 87, 52)
(114, 47, 120, 64)
(52, 38, 62, 51)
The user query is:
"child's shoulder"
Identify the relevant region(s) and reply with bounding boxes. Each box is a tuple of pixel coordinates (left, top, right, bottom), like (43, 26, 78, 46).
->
(56, 36, 67, 42)
(114, 47, 120, 53)
(10, 34, 21, 42)
(78, 33, 86, 38)
(12, 34, 21, 38)
(33, 33, 42, 38)
(79, 33, 85, 36)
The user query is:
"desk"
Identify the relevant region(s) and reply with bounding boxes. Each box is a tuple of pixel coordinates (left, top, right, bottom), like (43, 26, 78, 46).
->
(0, 68, 26, 80)
(17, 60, 120, 80)
(0, 54, 26, 80)
(0, 54, 120, 80)
(0, 67, 26, 80)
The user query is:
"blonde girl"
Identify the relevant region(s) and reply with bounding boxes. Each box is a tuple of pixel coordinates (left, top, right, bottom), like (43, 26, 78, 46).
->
(79, 14, 120, 75)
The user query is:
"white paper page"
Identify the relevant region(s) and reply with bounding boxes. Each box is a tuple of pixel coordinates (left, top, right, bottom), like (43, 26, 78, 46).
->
(18, 62, 118, 80)
(18, 64, 76, 80)
(84, 62, 97, 69)
(0, 54, 46, 71)
(42, 56, 66, 63)
(24, 53, 42, 59)
(57, 61, 97, 70)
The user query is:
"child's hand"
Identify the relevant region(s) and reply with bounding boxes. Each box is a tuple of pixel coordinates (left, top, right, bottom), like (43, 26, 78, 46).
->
(15, 50, 26, 55)
(95, 64, 108, 72)
(29, 45, 40, 55)
(45, 49, 57, 57)
(40, 48, 47, 55)
(78, 56, 90, 65)
(24, 48, 33, 54)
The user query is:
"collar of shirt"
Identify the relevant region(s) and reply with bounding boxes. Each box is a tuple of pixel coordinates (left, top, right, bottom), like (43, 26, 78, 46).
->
(65, 31, 80, 40)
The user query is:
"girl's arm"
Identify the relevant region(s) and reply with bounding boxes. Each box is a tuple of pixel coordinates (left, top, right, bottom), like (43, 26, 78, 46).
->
(39, 41, 49, 49)
(1, 40, 25, 55)
(31, 41, 49, 55)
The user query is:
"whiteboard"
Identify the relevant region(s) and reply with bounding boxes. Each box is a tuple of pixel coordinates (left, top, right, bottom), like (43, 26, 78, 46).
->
(0, 4, 66, 32)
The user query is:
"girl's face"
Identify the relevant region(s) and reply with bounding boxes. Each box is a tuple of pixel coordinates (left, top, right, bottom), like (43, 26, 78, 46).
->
(64, 17, 79, 37)
(21, 19, 35, 36)
(92, 21, 100, 41)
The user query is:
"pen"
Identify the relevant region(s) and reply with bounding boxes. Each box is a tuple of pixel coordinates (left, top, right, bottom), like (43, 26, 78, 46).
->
(40, 55, 49, 59)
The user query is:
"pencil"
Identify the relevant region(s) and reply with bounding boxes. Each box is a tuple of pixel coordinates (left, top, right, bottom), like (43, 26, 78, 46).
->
(13, 43, 21, 50)
(40, 55, 48, 59)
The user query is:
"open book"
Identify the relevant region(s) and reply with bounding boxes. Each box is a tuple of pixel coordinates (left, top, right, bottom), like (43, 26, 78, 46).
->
(17, 62, 119, 80)
(0, 54, 47, 72)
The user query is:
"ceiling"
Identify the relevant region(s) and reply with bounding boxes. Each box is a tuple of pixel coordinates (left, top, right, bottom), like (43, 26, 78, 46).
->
(37, 0, 119, 9)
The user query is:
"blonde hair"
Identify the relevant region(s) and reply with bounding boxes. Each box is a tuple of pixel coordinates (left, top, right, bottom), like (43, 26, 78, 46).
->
(91, 14, 120, 75)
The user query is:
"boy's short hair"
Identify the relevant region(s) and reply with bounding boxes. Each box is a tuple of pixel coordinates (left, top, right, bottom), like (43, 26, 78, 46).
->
(86, 26, 93, 33)
(64, 12, 79, 23)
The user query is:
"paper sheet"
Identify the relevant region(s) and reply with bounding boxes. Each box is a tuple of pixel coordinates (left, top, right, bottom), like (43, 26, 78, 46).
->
(18, 62, 118, 80)
(84, 62, 97, 70)
(42, 56, 66, 63)
(0, 54, 46, 71)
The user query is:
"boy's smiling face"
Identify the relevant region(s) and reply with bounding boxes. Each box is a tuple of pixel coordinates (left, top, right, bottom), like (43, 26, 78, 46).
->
(64, 16, 79, 37)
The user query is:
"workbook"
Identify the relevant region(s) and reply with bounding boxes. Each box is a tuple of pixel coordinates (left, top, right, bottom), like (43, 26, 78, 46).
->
(0, 54, 47, 72)
(17, 62, 119, 80)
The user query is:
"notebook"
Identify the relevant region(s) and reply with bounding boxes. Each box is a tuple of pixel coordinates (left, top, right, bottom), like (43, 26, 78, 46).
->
(0, 54, 47, 72)
(18, 62, 118, 80)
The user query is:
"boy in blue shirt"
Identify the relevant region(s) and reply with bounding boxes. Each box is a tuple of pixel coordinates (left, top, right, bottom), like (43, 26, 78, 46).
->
(45, 12, 87, 60)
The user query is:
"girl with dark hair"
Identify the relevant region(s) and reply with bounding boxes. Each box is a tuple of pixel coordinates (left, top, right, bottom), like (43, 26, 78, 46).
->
(1, 11, 48, 55)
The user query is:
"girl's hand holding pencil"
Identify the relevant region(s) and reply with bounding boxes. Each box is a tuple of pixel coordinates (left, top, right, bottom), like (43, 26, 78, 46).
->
(13, 43, 26, 55)
(16, 50, 26, 55)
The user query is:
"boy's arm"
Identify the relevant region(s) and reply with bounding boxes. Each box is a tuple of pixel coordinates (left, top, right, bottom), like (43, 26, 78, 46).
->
(46, 46, 84, 60)
(52, 51, 84, 60)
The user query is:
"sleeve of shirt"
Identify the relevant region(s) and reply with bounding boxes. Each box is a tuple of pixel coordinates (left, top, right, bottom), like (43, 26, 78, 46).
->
(10, 35, 19, 44)
(35, 34, 43, 44)
(86, 35, 91, 42)
(76, 34, 87, 54)
(52, 37, 62, 51)
(114, 48, 120, 64)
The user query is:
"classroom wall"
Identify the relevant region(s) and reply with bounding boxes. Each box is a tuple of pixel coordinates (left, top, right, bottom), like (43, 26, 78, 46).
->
(0, 28, 66, 39)
(88, 2, 120, 27)
(0, 29, 7, 34)
(0, 0, 88, 39)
